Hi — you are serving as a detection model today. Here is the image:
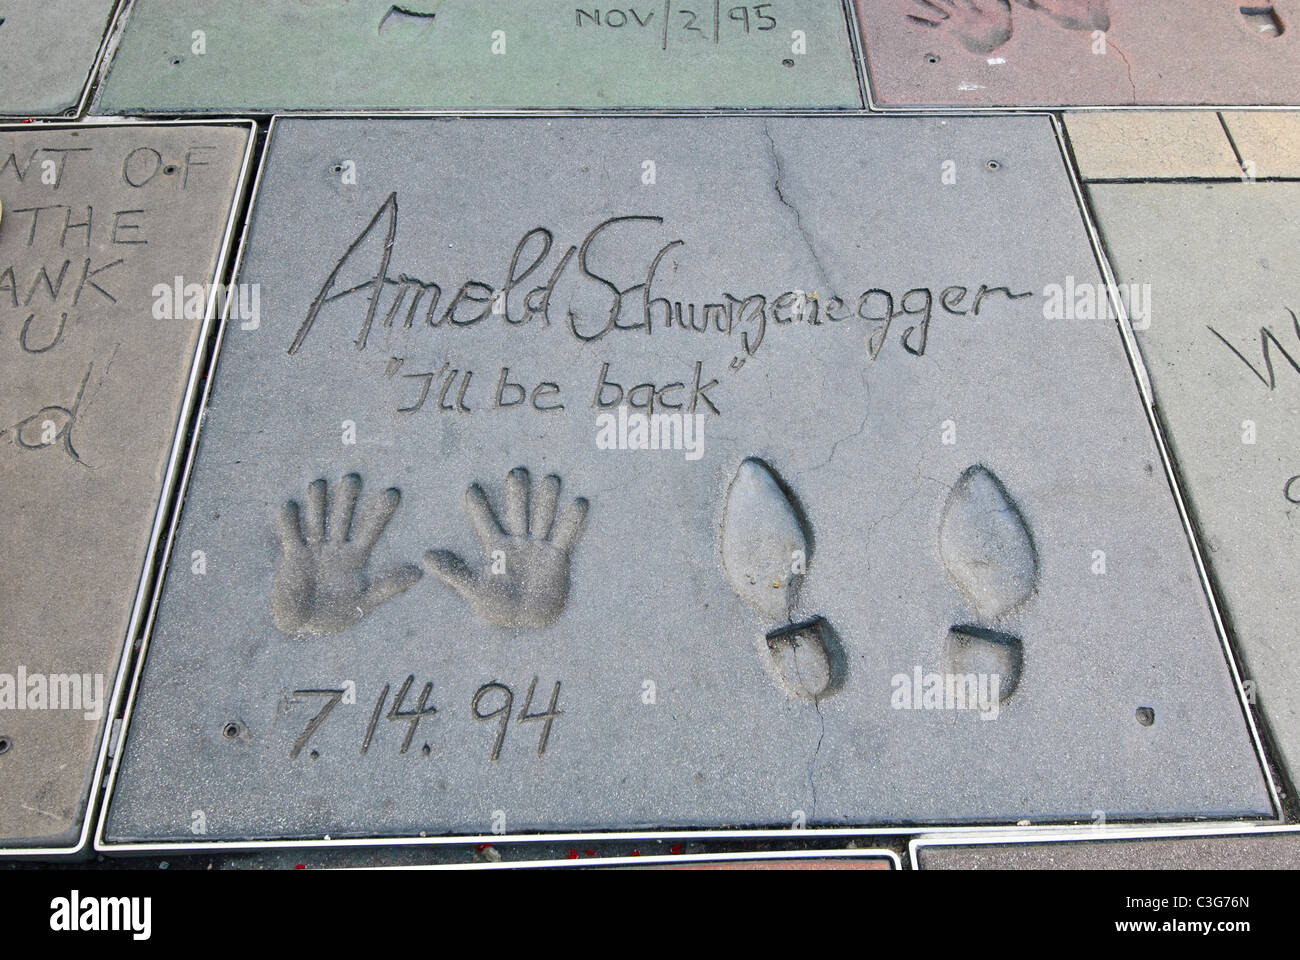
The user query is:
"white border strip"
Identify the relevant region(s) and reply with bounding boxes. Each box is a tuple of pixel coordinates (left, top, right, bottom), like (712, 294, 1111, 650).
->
(0, 118, 259, 858)
(364, 847, 902, 871)
(94, 113, 278, 857)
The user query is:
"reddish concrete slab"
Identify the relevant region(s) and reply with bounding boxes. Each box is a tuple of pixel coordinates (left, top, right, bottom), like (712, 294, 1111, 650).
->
(860, 1, 1300, 108)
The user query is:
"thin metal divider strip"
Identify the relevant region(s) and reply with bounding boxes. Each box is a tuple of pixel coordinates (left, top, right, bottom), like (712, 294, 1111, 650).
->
(841, 0, 873, 113)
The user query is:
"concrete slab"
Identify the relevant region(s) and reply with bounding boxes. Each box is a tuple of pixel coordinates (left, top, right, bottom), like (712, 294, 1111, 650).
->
(0, 0, 118, 116)
(102, 116, 1269, 846)
(93, 0, 860, 113)
(1088, 180, 1300, 796)
(1222, 111, 1300, 179)
(917, 832, 1300, 869)
(0, 123, 251, 850)
(860, 1, 1300, 108)
(1065, 111, 1242, 180)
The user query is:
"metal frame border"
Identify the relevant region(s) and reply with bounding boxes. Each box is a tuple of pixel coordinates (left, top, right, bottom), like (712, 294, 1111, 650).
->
(909, 823, 1300, 870)
(90, 109, 1283, 855)
(0, 117, 259, 858)
(0, 0, 130, 122)
(850, 0, 1300, 114)
(366, 846, 903, 870)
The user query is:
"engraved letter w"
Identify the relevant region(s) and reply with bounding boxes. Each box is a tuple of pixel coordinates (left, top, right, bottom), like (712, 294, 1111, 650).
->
(1208, 309, 1300, 390)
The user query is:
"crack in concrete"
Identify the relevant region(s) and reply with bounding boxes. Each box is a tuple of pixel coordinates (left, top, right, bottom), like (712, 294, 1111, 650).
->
(761, 121, 832, 293)
(816, 408, 870, 471)
(861, 461, 948, 578)
(808, 692, 825, 820)
(1108, 36, 1137, 102)
(813, 370, 872, 471)
(787, 621, 826, 820)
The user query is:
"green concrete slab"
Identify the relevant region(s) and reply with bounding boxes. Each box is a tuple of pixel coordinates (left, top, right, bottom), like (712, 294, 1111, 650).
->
(92, 0, 861, 113)
(0, 0, 119, 117)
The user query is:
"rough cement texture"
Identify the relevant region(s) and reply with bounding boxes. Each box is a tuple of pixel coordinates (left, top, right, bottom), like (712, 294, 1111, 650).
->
(1221, 111, 1300, 179)
(1065, 111, 1244, 180)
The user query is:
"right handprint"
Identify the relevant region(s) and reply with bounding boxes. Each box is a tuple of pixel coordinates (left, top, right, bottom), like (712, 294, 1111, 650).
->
(423, 467, 588, 629)
(904, 0, 1110, 57)
(905, 0, 1014, 54)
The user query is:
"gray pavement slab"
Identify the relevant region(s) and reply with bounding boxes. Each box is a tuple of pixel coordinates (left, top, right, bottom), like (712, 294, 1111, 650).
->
(0, 0, 118, 116)
(93, 0, 860, 113)
(103, 116, 1269, 845)
(0, 122, 251, 849)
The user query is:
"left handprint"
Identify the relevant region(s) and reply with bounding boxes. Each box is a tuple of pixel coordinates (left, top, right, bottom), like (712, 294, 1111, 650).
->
(271, 474, 422, 636)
